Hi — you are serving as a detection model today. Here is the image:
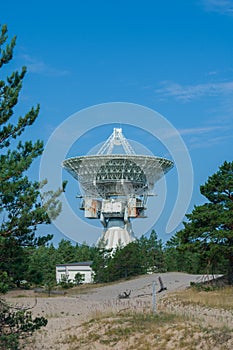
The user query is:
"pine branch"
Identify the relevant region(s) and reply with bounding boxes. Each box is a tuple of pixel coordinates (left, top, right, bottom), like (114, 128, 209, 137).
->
(0, 24, 16, 68)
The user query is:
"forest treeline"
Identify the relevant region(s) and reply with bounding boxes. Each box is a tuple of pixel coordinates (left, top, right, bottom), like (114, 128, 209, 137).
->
(1, 228, 230, 292)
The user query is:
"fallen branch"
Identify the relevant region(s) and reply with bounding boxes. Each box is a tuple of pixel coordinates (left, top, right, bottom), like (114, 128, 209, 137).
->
(118, 290, 131, 299)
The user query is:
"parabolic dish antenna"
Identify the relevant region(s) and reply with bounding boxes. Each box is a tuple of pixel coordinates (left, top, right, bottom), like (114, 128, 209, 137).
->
(63, 128, 173, 249)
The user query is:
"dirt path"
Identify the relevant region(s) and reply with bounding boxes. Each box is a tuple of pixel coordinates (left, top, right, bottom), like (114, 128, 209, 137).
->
(5, 272, 226, 349)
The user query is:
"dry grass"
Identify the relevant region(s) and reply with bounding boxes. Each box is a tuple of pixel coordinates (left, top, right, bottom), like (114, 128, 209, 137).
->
(59, 310, 233, 350)
(11, 276, 233, 349)
(57, 287, 233, 350)
(169, 286, 233, 310)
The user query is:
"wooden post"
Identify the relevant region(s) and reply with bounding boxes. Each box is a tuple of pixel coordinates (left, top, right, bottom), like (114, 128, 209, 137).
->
(152, 281, 156, 314)
(158, 276, 167, 293)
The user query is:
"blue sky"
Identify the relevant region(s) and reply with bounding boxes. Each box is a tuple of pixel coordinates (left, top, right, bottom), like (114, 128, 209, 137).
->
(1, 0, 233, 245)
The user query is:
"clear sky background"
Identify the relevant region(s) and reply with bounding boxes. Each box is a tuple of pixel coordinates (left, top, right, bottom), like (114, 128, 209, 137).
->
(1, 0, 233, 246)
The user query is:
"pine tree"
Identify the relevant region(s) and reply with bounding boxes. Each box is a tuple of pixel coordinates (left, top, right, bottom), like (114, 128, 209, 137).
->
(175, 161, 233, 283)
(139, 230, 166, 273)
(0, 24, 64, 288)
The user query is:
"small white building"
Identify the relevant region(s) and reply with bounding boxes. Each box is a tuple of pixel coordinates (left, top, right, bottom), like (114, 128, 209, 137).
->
(56, 261, 94, 284)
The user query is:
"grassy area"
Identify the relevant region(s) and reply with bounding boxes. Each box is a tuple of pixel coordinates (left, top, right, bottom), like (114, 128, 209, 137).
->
(60, 310, 232, 350)
(57, 286, 233, 350)
(170, 286, 233, 311)
(8, 282, 233, 349)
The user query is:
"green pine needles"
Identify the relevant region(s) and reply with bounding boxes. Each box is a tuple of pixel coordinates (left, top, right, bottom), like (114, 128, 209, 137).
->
(0, 23, 64, 287)
(0, 297, 47, 350)
(0, 23, 65, 348)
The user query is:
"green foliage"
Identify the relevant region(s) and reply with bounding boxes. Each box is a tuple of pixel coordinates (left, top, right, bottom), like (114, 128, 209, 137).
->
(189, 281, 220, 292)
(74, 241, 96, 262)
(0, 298, 47, 349)
(58, 275, 74, 289)
(0, 272, 11, 294)
(139, 230, 166, 273)
(0, 237, 30, 288)
(57, 239, 76, 263)
(164, 234, 204, 274)
(26, 244, 58, 287)
(25, 241, 97, 288)
(107, 241, 146, 281)
(92, 231, 166, 283)
(91, 247, 113, 283)
(0, 24, 64, 292)
(74, 272, 85, 285)
(169, 161, 233, 283)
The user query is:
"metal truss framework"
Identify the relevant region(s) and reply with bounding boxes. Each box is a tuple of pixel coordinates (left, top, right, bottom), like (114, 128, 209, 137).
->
(63, 154, 173, 198)
(97, 128, 136, 155)
(62, 128, 174, 249)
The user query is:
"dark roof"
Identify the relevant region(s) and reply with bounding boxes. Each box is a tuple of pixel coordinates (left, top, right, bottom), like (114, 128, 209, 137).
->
(56, 261, 93, 267)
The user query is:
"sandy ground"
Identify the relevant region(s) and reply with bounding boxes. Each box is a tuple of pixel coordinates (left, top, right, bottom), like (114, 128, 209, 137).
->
(5, 272, 229, 349)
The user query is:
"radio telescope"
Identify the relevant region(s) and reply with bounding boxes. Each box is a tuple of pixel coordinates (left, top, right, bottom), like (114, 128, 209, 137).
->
(62, 128, 173, 249)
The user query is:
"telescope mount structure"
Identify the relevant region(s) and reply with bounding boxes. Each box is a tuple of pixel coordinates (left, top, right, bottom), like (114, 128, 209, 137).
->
(63, 128, 173, 249)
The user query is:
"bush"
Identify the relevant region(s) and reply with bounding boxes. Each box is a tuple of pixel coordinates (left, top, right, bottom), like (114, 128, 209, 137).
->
(0, 297, 47, 349)
(74, 273, 84, 285)
(58, 275, 74, 289)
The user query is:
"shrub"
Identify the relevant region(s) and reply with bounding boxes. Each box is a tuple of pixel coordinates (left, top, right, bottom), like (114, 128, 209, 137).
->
(0, 297, 47, 349)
